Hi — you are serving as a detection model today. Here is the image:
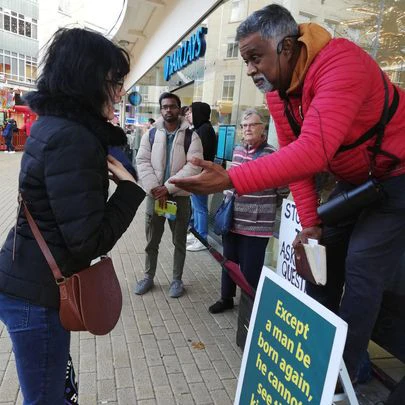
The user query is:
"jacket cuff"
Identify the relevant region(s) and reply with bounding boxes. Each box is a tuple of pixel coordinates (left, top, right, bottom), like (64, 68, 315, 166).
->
(115, 180, 146, 207)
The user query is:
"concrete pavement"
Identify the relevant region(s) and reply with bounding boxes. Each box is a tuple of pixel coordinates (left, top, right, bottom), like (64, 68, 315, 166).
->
(0, 153, 393, 404)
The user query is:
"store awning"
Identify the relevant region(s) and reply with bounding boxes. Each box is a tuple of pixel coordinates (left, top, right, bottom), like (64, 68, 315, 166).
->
(111, 0, 222, 88)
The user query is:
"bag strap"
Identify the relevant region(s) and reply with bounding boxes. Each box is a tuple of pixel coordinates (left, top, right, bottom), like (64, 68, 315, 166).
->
(284, 72, 399, 156)
(338, 76, 399, 155)
(21, 197, 65, 283)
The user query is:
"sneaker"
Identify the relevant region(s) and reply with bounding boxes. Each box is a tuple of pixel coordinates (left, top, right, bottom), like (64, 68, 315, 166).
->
(186, 233, 196, 243)
(186, 240, 207, 252)
(134, 278, 154, 295)
(9, 151, 15, 154)
(4, 151, 9, 153)
(169, 280, 184, 298)
(208, 298, 234, 314)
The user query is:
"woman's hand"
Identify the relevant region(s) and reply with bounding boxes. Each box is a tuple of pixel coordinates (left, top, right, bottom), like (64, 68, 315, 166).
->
(107, 155, 136, 184)
(170, 158, 233, 194)
(292, 225, 323, 251)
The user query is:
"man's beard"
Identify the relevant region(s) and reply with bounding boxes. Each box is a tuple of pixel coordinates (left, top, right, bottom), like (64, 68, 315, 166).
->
(252, 74, 274, 93)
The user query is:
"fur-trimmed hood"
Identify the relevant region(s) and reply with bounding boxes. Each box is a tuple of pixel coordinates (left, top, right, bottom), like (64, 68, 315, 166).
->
(24, 91, 127, 149)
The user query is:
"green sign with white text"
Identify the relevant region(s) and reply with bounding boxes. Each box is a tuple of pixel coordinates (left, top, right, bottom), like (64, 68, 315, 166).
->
(235, 269, 347, 405)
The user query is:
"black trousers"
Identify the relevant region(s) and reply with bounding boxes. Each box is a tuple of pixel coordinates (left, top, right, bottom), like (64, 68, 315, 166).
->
(221, 232, 269, 298)
(307, 174, 405, 377)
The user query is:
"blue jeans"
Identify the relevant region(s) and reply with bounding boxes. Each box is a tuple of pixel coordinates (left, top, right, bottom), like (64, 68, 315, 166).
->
(190, 194, 208, 240)
(0, 293, 70, 404)
(5, 136, 14, 152)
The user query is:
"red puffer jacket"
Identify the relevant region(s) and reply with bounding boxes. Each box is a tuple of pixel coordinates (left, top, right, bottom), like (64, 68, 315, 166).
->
(229, 38, 405, 227)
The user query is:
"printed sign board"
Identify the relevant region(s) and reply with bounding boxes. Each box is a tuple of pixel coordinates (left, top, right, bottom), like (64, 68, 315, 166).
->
(276, 199, 305, 292)
(235, 269, 347, 405)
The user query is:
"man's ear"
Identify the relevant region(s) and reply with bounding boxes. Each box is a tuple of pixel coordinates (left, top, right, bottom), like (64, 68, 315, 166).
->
(281, 37, 296, 58)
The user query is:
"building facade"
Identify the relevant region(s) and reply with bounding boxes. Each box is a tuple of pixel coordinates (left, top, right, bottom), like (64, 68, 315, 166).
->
(0, 0, 38, 125)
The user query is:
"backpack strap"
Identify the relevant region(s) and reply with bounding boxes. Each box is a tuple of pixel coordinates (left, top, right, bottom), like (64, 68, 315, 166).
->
(148, 127, 157, 149)
(149, 126, 192, 155)
(184, 128, 192, 155)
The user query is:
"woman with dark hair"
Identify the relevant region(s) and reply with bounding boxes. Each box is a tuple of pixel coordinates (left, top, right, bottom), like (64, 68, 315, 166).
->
(0, 28, 145, 403)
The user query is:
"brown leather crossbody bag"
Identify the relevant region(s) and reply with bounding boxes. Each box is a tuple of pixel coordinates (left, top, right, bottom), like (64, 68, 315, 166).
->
(23, 199, 122, 335)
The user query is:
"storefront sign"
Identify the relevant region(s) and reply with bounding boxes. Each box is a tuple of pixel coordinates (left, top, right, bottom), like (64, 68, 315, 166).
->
(235, 268, 347, 405)
(163, 27, 208, 81)
(276, 199, 305, 292)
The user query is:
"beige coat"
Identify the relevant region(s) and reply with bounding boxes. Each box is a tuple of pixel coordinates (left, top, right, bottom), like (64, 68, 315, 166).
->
(136, 117, 203, 196)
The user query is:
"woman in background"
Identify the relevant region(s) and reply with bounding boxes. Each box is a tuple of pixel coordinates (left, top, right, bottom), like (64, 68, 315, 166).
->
(209, 109, 278, 313)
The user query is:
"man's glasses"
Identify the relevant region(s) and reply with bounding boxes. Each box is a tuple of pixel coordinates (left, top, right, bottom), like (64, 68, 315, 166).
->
(161, 104, 179, 111)
(240, 122, 263, 130)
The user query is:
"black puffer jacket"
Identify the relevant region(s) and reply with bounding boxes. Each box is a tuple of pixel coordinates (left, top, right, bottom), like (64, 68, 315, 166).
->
(191, 102, 217, 161)
(0, 94, 145, 308)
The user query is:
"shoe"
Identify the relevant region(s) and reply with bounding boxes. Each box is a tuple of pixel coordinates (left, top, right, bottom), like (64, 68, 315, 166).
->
(4, 151, 9, 153)
(134, 278, 154, 295)
(169, 280, 184, 298)
(9, 151, 15, 154)
(186, 233, 196, 243)
(209, 298, 234, 314)
(186, 240, 207, 252)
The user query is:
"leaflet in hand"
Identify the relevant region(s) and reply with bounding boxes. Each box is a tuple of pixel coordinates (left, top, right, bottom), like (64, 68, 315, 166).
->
(154, 200, 177, 220)
(294, 238, 327, 285)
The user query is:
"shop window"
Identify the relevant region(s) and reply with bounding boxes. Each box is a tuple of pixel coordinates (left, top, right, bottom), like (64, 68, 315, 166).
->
(25, 21, 31, 38)
(226, 38, 239, 58)
(222, 75, 235, 101)
(11, 12, 17, 34)
(18, 18, 25, 35)
(19, 59, 24, 81)
(229, 0, 246, 23)
(4, 14, 10, 31)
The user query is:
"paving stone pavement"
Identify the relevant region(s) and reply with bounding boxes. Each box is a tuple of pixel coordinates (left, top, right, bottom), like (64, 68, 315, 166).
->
(0, 153, 392, 404)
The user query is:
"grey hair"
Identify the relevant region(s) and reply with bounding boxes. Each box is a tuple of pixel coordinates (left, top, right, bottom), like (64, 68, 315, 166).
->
(241, 108, 264, 123)
(236, 4, 298, 44)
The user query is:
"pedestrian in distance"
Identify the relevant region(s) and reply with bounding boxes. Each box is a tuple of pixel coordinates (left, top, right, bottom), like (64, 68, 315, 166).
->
(0, 27, 145, 404)
(185, 102, 217, 252)
(2, 118, 17, 153)
(135, 92, 203, 298)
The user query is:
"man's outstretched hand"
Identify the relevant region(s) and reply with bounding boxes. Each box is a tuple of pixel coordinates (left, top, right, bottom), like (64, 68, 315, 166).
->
(170, 158, 233, 194)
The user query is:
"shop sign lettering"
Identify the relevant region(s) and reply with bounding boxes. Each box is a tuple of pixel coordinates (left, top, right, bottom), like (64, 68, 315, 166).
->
(163, 27, 208, 81)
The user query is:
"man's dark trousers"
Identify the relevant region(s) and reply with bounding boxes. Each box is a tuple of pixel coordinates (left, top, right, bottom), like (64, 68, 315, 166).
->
(307, 174, 405, 377)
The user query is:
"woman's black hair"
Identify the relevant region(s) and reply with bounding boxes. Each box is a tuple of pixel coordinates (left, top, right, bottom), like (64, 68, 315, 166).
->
(35, 27, 130, 118)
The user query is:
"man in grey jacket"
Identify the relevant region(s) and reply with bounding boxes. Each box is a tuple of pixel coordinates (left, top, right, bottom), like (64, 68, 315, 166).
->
(135, 93, 203, 297)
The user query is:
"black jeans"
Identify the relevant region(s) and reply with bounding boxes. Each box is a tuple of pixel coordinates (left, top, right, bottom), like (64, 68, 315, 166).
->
(221, 232, 269, 298)
(307, 174, 405, 377)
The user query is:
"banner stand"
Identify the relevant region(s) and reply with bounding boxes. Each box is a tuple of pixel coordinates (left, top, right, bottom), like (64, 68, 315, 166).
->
(332, 360, 359, 404)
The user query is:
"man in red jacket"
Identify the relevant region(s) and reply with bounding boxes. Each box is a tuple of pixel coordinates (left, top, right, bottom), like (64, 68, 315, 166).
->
(172, 4, 405, 383)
